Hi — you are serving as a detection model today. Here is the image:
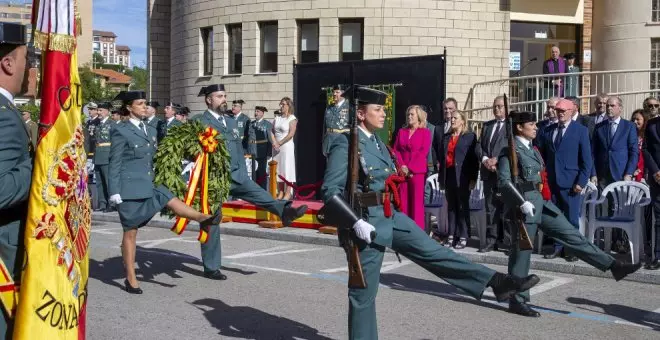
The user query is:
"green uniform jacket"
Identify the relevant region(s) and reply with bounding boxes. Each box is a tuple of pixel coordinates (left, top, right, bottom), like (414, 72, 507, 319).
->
(0, 93, 33, 279)
(108, 120, 159, 200)
(235, 113, 250, 154)
(497, 138, 563, 223)
(193, 110, 249, 184)
(321, 129, 398, 247)
(322, 100, 350, 156)
(247, 118, 273, 158)
(93, 118, 114, 165)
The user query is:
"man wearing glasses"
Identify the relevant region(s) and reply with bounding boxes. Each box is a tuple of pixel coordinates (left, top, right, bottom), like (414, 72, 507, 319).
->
(643, 97, 660, 119)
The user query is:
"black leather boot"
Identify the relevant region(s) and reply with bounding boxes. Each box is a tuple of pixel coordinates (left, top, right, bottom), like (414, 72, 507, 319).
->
(488, 273, 540, 302)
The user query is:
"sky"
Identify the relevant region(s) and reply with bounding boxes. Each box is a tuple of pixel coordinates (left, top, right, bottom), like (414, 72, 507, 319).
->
(93, 0, 147, 68)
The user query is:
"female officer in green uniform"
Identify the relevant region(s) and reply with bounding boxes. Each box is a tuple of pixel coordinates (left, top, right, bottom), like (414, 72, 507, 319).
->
(497, 110, 642, 317)
(108, 91, 220, 294)
(321, 86, 541, 340)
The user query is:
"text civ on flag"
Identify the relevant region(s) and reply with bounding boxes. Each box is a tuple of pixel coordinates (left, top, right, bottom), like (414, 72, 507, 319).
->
(13, 1, 90, 339)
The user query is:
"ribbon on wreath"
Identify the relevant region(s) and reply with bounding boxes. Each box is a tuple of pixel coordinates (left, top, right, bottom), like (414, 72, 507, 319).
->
(171, 127, 219, 243)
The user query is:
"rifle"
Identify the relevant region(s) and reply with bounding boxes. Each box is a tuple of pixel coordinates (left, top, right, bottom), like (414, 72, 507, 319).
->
(317, 82, 373, 289)
(503, 94, 534, 251)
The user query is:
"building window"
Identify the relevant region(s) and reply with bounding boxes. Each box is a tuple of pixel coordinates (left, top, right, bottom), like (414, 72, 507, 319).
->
(200, 26, 214, 76)
(654, 0, 660, 22)
(339, 19, 363, 61)
(259, 21, 278, 73)
(227, 24, 242, 74)
(297, 20, 319, 63)
(652, 39, 660, 89)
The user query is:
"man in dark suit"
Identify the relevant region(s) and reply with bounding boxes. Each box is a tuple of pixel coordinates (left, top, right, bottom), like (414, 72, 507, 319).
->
(475, 96, 508, 252)
(539, 99, 593, 261)
(566, 96, 596, 139)
(643, 96, 660, 119)
(591, 96, 638, 186)
(588, 94, 609, 125)
(534, 97, 559, 147)
(642, 116, 660, 270)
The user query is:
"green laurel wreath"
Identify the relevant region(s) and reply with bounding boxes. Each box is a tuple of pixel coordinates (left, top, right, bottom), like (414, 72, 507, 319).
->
(154, 120, 232, 217)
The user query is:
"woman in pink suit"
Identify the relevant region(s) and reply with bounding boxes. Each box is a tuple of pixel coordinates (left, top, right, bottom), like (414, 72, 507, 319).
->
(393, 105, 431, 229)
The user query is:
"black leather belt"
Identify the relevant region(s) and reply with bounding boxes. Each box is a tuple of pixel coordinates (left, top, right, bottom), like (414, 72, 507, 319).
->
(518, 181, 541, 193)
(354, 192, 388, 208)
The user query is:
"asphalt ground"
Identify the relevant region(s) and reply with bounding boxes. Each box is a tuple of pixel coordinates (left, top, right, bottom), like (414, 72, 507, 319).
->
(86, 220, 660, 340)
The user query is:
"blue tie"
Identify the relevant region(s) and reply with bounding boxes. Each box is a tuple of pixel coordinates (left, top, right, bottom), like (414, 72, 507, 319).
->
(370, 135, 380, 151)
(609, 121, 616, 141)
(554, 124, 564, 149)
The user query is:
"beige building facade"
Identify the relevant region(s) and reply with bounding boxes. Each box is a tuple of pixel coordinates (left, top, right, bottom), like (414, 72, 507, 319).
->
(146, 0, 655, 116)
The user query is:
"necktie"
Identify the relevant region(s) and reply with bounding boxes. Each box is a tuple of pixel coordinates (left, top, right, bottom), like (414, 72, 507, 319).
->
(554, 124, 564, 149)
(489, 121, 502, 153)
(219, 116, 226, 128)
(370, 135, 380, 151)
(609, 121, 617, 141)
(138, 122, 147, 136)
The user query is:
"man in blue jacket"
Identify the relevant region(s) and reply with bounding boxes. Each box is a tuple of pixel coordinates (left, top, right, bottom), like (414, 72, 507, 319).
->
(591, 96, 638, 186)
(539, 99, 593, 261)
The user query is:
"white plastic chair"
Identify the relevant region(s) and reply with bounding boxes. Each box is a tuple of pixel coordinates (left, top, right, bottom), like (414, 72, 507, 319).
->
(424, 174, 445, 237)
(534, 182, 598, 254)
(584, 181, 651, 264)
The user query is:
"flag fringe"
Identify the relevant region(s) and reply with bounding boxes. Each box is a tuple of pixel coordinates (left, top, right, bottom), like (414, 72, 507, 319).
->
(33, 31, 77, 54)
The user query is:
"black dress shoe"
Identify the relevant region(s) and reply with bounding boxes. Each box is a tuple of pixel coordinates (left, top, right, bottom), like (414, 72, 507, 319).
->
(543, 248, 562, 259)
(509, 299, 541, 317)
(610, 260, 642, 281)
(203, 270, 227, 280)
(281, 204, 308, 227)
(488, 273, 541, 302)
(565, 256, 579, 262)
(93, 208, 104, 212)
(645, 259, 660, 270)
(103, 206, 117, 213)
(124, 279, 143, 294)
(478, 240, 496, 253)
(200, 209, 223, 229)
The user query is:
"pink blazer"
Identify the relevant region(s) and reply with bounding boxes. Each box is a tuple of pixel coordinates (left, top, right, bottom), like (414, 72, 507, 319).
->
(393, 127, 431, 174)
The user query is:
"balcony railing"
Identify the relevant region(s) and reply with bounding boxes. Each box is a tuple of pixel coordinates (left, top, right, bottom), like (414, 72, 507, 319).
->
(463, 68, 660, 128)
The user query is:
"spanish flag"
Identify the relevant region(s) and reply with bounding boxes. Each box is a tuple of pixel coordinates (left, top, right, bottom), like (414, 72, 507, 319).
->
(13, 1, 90, 339)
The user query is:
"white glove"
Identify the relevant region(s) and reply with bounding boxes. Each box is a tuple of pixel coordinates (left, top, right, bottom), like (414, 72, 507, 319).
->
(520, 201, 535, 217)
(109, 194, 123, 205)
(352, 219, 376, 244)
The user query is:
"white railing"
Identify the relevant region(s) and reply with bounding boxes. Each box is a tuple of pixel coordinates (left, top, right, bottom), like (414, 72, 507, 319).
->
(464, 89, 660, 138)
(466, 68, 660, 111)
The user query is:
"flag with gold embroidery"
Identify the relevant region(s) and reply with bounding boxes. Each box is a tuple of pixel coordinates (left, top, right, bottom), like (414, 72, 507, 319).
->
(13, 1, 90, 339)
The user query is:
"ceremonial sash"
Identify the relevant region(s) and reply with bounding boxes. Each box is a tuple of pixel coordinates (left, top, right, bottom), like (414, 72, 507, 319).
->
(171, 127, 218, 243)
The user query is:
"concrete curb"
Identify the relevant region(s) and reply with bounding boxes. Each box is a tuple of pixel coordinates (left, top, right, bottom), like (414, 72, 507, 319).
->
(92, 212, 660, 284)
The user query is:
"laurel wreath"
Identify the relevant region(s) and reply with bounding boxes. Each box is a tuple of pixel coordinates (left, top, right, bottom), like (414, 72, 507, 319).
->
(153, 120, 232, 217)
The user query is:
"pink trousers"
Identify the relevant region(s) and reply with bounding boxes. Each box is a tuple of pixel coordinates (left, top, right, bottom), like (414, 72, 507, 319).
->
(398, 174, 426, 229)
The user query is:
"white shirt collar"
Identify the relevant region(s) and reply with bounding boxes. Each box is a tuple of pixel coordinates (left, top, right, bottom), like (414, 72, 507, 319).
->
(609, 116, 621, 124)
(515, 136, 532, 149)
(129, 117, 143, 129)
(167, 116, 176, 124)
(335, 99, 345, 107)
(0, 87, 14, 104)
(208, 109, 222, 121)
(558, 118, 572, 128)
(101, 117, 108, 124)
(147, 116, 155, 123)
(358, 125, 372, 139)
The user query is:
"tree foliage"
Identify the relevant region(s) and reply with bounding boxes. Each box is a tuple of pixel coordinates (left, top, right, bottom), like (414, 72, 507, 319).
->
(79, 67, 118, 103)
(125, 66, 147, 91)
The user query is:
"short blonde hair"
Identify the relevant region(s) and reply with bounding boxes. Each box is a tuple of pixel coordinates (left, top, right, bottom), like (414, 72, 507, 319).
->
(406, 105, 427, 128)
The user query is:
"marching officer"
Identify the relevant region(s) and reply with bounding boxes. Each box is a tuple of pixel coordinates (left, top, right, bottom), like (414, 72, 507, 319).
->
(107, 91, 220, 294)
(145, 101, 164, 136)
(247, 105, 274, 189)
(321, 86, 540, 340)
(322, 85, 350, 157)
(497, 110, 643, 317)
(192, 84, 308, 280)
(231, 99, 250, 154)
(0, 22, 32, 338)
(94, 102, 115, 212)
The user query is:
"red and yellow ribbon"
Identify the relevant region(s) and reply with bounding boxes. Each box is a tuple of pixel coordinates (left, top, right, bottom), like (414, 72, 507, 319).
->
(171, 127, 219, 243)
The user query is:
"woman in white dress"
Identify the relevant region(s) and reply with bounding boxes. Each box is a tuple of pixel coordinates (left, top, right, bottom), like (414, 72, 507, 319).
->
(272, 97, 298, 200)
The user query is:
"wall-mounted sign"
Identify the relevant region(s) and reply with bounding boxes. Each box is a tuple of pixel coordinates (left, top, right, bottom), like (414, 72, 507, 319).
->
(534, 31, 548, 39)
(583, 49, 592, 63)
(509, 52, 521, 71)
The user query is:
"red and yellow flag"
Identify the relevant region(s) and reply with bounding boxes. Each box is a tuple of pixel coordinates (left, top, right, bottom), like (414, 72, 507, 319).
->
(13, 1, 90, 339)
